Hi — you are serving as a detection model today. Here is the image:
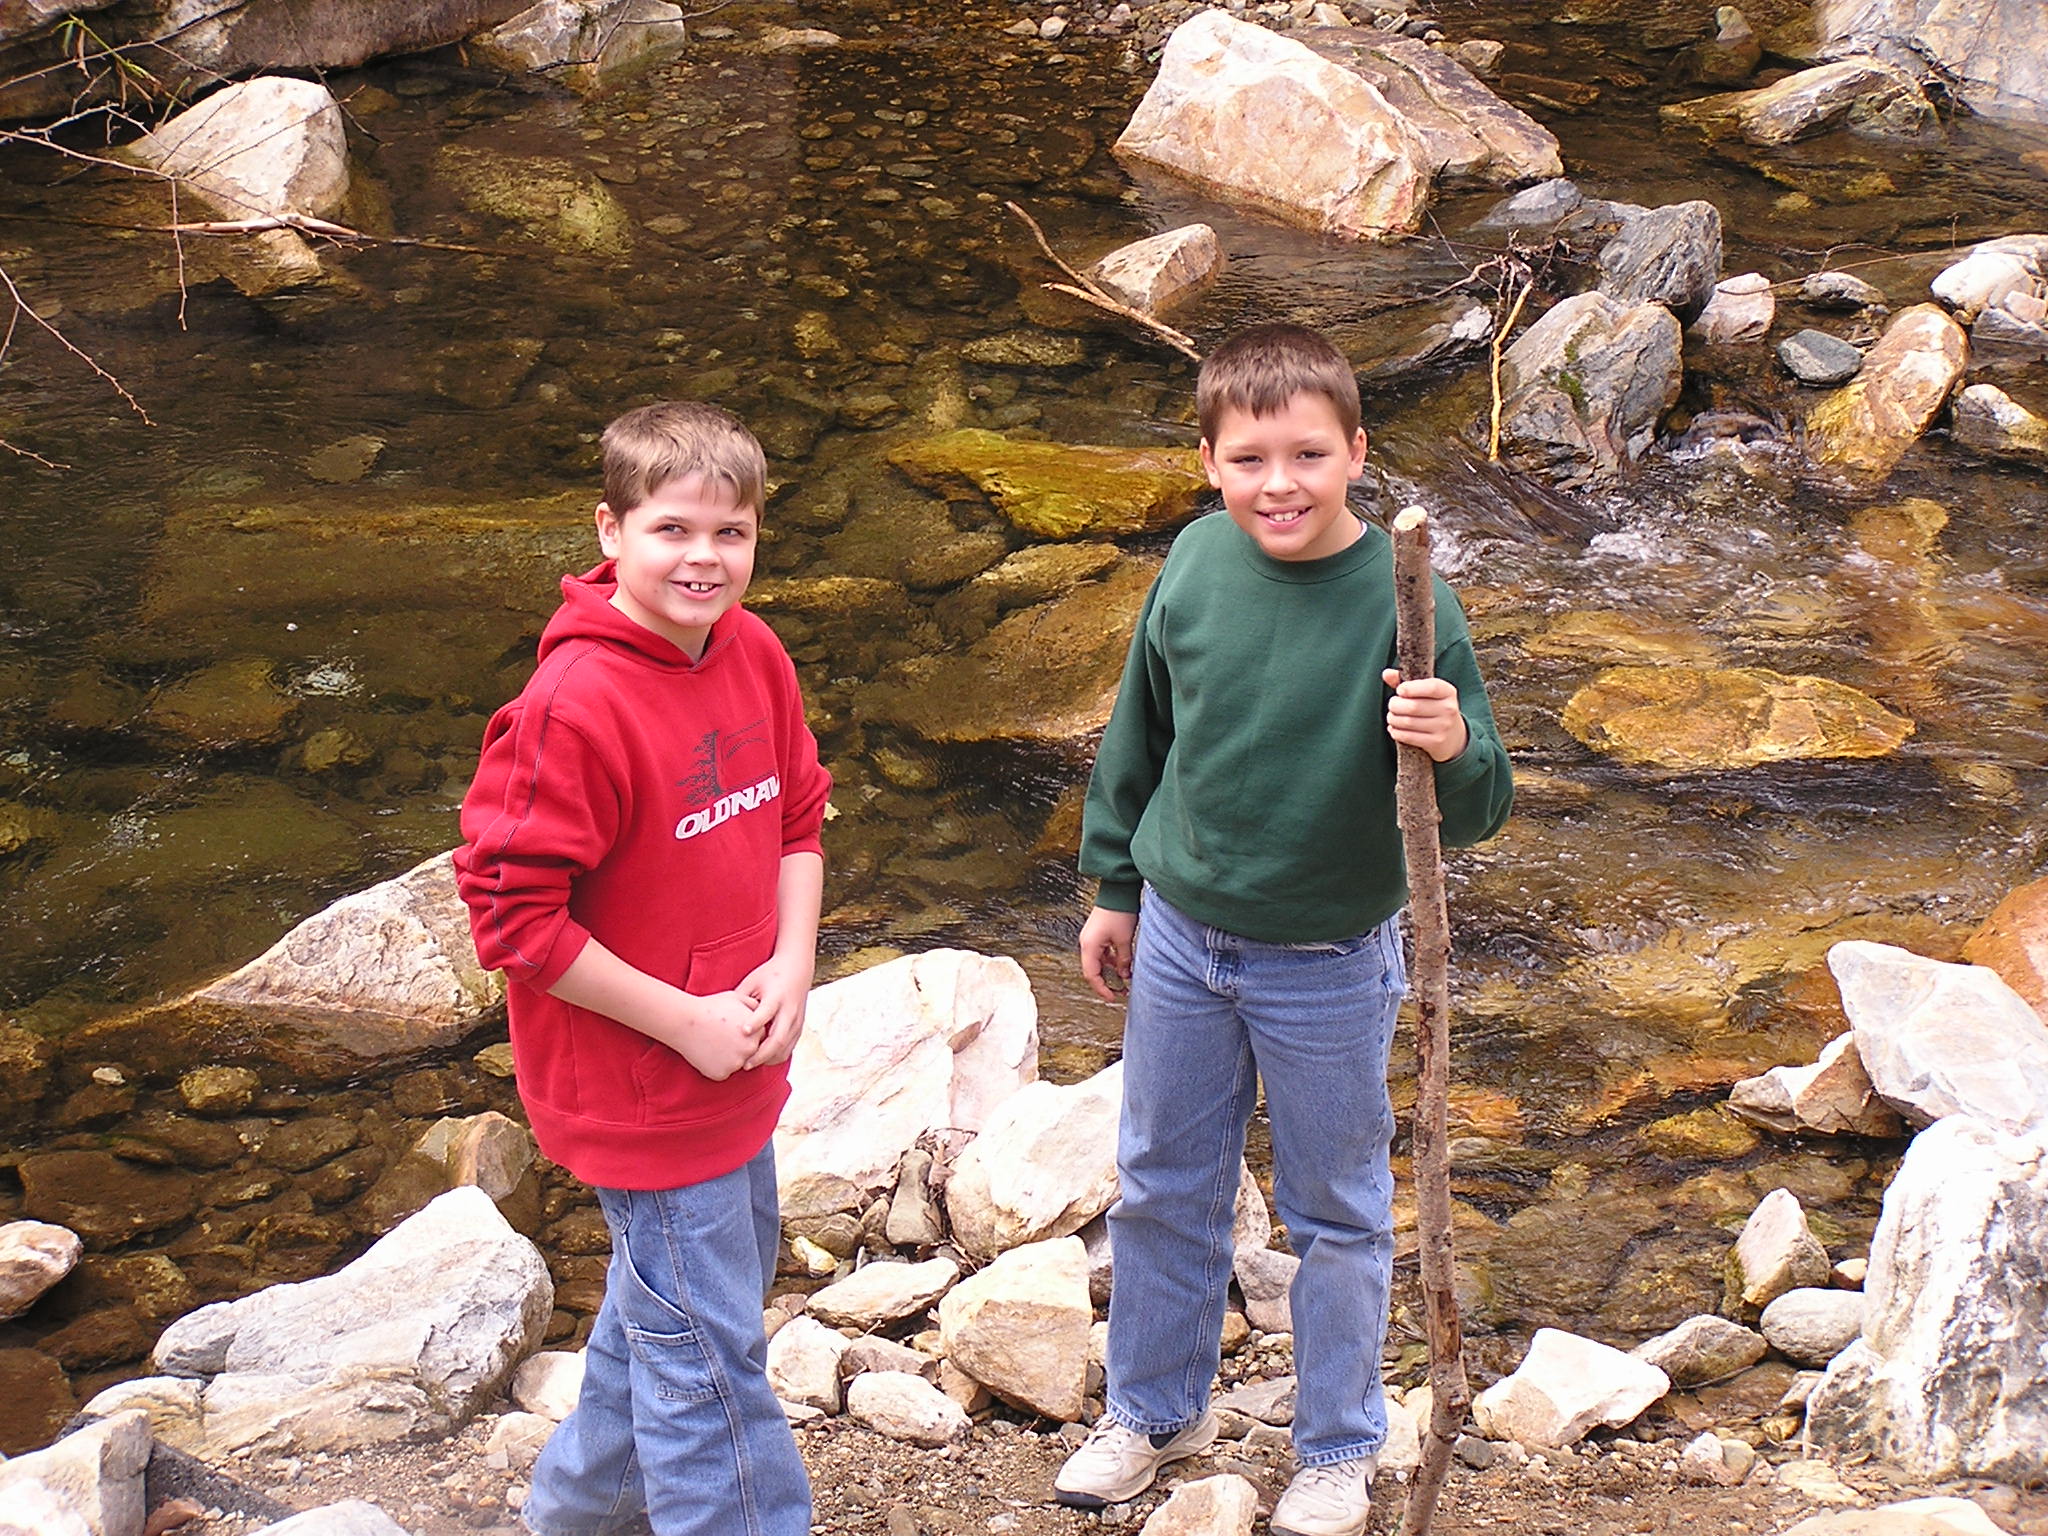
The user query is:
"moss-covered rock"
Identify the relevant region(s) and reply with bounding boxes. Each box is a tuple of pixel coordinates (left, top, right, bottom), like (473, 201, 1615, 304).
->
(890, 430, 1205, 540)
(436, 145, 633, 257)
(1561, 664, 1914, 769)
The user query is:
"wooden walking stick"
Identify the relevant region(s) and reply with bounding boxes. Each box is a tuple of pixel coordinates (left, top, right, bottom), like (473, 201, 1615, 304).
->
(1390, 505, 1468, 1536)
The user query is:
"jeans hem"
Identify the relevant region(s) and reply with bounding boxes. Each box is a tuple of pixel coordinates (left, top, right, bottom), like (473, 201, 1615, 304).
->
(1295, 1442, 1384, 1470)
(1102, 1401, 1208, 1438)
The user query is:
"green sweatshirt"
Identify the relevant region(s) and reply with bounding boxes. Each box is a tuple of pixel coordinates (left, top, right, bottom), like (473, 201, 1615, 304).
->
(1080, 510, 1512, 943)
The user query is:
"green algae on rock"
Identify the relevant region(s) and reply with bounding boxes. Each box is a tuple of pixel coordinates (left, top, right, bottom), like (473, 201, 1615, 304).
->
(1561, 665, 1914, 769)
(889, 429, 1206, 540)
(434, 145, 633, 257)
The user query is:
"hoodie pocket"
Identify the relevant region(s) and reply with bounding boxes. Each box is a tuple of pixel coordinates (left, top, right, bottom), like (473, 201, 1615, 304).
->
(631, 910, 779, 1122)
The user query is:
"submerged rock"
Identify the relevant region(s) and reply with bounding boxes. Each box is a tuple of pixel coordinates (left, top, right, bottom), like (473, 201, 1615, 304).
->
(860, 556, 1160, 747)
(1561, 664, 1914, 770)
(888, 430, 1204, 541)
(1114, 10, 1431, 240)
(1660, 56, 1935, 144)
(1807, 304, 1969, 476)
(1807, 1115, 2048, 1481)
(1495, 291, 1683, 485)
(142, 658, 300, 750)
(435, 145, 632, 256)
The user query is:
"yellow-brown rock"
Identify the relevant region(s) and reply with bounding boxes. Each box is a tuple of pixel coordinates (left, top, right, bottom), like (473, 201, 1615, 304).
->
(1641, 1106, 1763, 1161)
(1526, 609, 1721, 666)
(1962, 878, 2048, 1020)
(890, 430, 1205, 541)
(1561, 664, 1914, 770)
(1807, 304, 1968, 479)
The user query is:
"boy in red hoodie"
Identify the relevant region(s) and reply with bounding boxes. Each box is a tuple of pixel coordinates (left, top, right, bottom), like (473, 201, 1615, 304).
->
(456, 401, 830, 1536)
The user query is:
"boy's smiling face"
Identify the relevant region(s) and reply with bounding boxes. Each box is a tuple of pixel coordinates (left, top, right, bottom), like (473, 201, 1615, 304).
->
(1200, 391, 1369, 562)
(596, 474, 757, 660)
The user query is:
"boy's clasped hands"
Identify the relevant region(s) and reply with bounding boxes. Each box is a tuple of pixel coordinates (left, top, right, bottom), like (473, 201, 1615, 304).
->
(687, 954, 811, 1081)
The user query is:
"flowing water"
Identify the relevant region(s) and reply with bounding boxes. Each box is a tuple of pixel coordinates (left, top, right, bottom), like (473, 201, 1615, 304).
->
(2, 0, 2046, 1392)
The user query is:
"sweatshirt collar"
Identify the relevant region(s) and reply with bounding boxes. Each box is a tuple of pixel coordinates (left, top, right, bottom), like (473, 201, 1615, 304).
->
(1231, 514, 1388, 583)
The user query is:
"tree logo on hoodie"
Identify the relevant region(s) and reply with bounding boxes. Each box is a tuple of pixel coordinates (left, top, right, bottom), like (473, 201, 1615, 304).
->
(673, 723, 779, 842)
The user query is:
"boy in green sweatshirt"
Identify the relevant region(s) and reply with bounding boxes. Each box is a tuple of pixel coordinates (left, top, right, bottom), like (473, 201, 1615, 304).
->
(1054, 324, 1512, 1536)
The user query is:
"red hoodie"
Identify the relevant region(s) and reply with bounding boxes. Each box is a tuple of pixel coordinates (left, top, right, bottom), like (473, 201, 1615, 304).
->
(455, 562, 830, 1190)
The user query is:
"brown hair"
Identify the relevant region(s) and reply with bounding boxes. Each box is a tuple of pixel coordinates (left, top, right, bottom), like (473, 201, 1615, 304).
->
(600, 400, 767, 516)
(1196, 323, 1362, 443)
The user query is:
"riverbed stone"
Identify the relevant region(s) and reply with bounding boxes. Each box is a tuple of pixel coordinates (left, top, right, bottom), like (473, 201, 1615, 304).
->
(845, 1371, 971, 1447)
(1139, 1474, 1259, 1536)
(1660, 56, 1935, 144)
(1807, 304, 1969, 478)
(860, 556, 1161, 748)
(1779, 329, 1865, 385)
(1089, 225, 1223, 316)
(766, 1315, 849, 1414)
(1778, 1499, 2011, 1536)
(1597, 199, 1723, 318)
(808, 1257, 960, 1330)
(1495, 290, 1682, 484)
(0, 1409, 149, 1536)
(177, 1066, 262, 1118)
(19, 1151, 200, 1251)
(0, 1220, 82, 1321)
(1561, 664, 1914, 770)
(888, 430, 1204, 540)
(78, 850, 505, 1083)
(1929, 236, 2048, 322)
(1803, 270, 1889, 310)
(1729, 1187, 1833, 1313)
(1728, 1034, 1906, 1138)
(1816, 0, 2048, 123)
(511, 1349, 584, 1421)
(130, 77, 350, 221)
(0, 1347, 76, 1455)
(1950, 384, 2048, 464)
(775, 949, 1037, 1221)
(1807, 1115, 2048, 1481)
(1114, 10, 1431, 240)
(1760, 1287, 1866, 1366)
(1234, 1245, 1300, 1335)
(1630, 1314, 1769, 1387)
(937, 1236, 1090, 1421)
(145, 1186, 551, 1455)
(470, 0, 688, 91)
(839, 1336, 937, 1381)
(946, 1063, 1120, 1261)
(436, 144, 631, 256)
(143, 658, 299, 750)
(1962, 878, 2048, 1019)
(1828, 940, 2048, 1135)
(1471, 1328, 1670, 1448)
(1690, 272, 1775, 343)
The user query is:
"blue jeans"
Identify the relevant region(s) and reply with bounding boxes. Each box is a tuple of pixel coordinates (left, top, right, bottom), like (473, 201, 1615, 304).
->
(1104, 885, 1406, 1467)
(524, 1144, 810, 1536)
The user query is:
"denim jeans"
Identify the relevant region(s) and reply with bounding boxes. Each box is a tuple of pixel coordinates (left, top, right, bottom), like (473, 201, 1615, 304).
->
(1104, 885, 1406, 1467)
(524, 1144, 810, 1536)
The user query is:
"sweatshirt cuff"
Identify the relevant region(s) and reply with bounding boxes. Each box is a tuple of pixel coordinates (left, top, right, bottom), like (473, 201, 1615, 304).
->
(528, 922, 592, 995)
(1431, 730, 1494, 795)
(1094, 879, 1141, 914)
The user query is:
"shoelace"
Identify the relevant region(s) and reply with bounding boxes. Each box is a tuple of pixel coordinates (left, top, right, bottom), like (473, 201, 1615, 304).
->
(1291, 1463, 1363, 1498)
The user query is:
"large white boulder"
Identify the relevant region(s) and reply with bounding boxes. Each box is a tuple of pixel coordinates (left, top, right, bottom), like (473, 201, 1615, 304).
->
(0, 1411, 150, 1536)
(1807, 1116, 2048, 1481)
(130, 77, 349, 220)
(946, 1063, 1121, 1261)
(1471, 1328, 1669, 1448)
(143, 1187, 551, 1454)
(776, 950, 1037, 1221)
(1114, 10, 1431, 241)
(937, 1236, 1091, 1422)
(1828, 940, 2048, 1134)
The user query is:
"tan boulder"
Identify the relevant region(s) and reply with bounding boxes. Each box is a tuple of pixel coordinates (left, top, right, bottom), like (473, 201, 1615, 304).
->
(1962, 878, 2048, 1018)
(1659, 56, 1934, 144)
(130, 77, 350, 220)
(1807, 304, 1968, 478)
(937, 1236, 1091, 1421)
(889, 430, 1205, 540)
(470, 0, 690, 93)
(1090, 225, 1224, 317)
(1561, 664, 1914, 770)
(860, 556, 1161, 747)
(1113, 10, 1432, 240)
(1728, 1034, 1906, 1138)
(1950, 384, 2048, 465)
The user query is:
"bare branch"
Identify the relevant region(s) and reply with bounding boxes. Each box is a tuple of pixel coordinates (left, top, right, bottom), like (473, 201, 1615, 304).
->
(0, 262, 153, 425)
(1005, 200, 1202, 362)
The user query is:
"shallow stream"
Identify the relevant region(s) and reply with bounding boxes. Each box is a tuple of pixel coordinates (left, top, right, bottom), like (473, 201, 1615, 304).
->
(1, 0, 2045, 1416)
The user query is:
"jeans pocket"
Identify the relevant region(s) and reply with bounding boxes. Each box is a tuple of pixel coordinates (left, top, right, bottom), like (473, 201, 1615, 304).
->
(1282, 933, 1371, 956)
(621, 1319, 722, 1406)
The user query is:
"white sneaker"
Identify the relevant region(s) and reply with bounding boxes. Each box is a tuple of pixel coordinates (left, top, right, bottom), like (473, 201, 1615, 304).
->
(1270, 1457, 1377, 1536)
(1051, 1412, 1220, 1508)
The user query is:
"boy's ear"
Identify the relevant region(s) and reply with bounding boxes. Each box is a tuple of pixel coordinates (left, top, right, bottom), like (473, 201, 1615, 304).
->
(1198, 437, 1223, 490)
(594, 501, 621, 554)
(1348, 427, 1369, 478)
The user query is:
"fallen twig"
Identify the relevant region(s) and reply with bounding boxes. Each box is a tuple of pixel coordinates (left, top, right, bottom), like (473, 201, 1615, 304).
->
(1004, 200, 1202, 362)
(1486, 269, 1534, 463)
(1389, 505, 1468, 1536)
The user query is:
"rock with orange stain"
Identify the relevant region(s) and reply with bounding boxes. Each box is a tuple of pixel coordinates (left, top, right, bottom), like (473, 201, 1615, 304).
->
(1807, 304, 1968, 478)
(1962, 878, 2048, 1021)
(1562, 663, 1914, 770)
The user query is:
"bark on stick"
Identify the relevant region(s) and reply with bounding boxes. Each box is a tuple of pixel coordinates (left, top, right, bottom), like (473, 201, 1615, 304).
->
(1390, 505, 1468, 1536)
